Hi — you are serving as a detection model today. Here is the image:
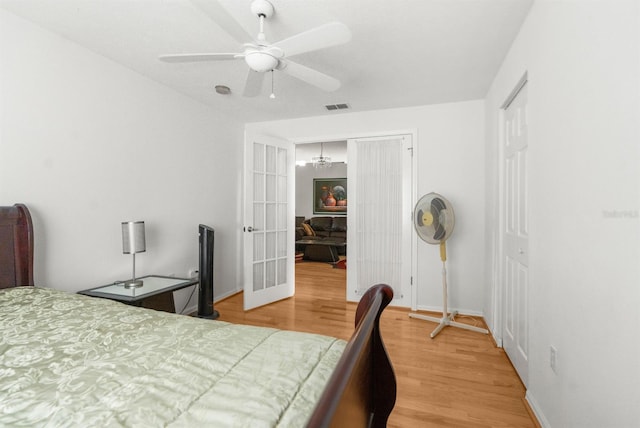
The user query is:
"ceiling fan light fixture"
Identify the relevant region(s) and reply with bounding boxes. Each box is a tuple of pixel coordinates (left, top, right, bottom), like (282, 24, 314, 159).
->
(245, 51, 278, 72)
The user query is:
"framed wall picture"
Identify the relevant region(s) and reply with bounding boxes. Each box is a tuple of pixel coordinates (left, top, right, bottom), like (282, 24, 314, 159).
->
(313, 178, 347, 215)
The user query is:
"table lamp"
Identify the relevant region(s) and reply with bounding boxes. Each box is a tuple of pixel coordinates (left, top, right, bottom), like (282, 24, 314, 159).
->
(122, 221, 145, 288)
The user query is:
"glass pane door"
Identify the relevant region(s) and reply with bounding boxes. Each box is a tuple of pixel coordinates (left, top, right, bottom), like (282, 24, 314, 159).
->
(244, 133, 294, 310)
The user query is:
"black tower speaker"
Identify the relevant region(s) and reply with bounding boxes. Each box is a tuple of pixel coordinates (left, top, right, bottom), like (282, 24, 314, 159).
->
(197, 224, 219, 319)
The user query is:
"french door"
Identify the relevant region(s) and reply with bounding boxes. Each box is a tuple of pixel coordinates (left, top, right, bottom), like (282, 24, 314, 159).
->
(243, 132, 295, 310)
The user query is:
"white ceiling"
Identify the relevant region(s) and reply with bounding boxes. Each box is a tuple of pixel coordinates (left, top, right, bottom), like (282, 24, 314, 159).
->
(1, 0, 533, 123)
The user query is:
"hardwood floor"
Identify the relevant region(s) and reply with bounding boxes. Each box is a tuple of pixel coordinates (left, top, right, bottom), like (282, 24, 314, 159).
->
(215, 260, 538, 428)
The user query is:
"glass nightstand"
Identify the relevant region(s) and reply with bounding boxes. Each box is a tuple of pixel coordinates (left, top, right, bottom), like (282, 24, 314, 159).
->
(78, 275, 198, 313)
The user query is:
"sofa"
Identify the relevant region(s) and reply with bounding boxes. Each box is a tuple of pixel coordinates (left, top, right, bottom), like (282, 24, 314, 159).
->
(295, 216, 347, 255)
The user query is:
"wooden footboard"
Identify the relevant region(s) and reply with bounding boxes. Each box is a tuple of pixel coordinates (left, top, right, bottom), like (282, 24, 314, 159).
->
(308, 284, 396, 428)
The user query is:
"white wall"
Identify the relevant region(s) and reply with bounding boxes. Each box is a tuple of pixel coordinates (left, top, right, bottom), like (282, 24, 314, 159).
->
(295, 162, 348, 219)
(0, 10, 244, 311)
(484, 1, 640, 426)
(247, 100, 485, 314)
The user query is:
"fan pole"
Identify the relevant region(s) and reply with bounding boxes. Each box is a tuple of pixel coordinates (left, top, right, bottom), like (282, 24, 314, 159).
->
(409, 242, 489, 338)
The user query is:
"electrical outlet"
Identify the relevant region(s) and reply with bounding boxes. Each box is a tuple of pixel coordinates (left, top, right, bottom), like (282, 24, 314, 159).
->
(188, 269, 199, 279)
(550, 345, 558, 373)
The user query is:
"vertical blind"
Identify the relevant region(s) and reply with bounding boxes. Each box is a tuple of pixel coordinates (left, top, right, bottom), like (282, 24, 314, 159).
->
(354, 137, 404, 296)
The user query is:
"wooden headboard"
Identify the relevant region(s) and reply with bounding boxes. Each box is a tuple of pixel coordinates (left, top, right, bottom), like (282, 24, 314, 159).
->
(0, 203, 34, 288)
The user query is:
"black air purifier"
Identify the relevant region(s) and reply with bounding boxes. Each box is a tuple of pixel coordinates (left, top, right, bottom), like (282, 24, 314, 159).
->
(197, 224, 219, 319)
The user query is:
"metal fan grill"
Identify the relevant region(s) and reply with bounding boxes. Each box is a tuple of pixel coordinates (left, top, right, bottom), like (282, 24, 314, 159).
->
(409, 193, 488, 338)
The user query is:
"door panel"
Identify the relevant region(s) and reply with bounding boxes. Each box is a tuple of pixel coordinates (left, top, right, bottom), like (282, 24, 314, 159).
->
(244, 133, 295, 310)
(502, 82, 529, 386)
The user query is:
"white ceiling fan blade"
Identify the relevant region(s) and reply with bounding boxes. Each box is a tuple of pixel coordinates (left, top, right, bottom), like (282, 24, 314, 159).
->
(190, 0, 253, 44)
(243, 70, 265, 97)
(272, 22, 351, 57)
(279, 60, 341, 92)
(158, 53, 240, 63)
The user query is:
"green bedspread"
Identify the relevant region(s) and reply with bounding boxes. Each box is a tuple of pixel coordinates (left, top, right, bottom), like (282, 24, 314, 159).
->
(0, 287, 345, 427)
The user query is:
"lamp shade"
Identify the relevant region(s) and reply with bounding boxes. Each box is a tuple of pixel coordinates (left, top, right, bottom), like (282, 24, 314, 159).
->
(122, 221, 145, 254)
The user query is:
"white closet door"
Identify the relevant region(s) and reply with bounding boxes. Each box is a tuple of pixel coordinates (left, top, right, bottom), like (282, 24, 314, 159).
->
(502, 82, 530, 386)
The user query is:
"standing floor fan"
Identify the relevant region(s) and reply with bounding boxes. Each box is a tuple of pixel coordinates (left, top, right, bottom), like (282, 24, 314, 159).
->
(408, 193, 488, 338)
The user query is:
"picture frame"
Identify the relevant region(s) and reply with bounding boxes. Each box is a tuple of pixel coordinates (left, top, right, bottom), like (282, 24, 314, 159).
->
(313, 178, 347, 215)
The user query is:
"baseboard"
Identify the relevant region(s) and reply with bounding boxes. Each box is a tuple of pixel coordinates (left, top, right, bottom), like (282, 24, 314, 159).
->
(178, 288, 240, 315)
(488, 328, 502, 348)
(214, 289, 241, 304)
(494, 336, 503, 348)
(525, 390, 550, 428)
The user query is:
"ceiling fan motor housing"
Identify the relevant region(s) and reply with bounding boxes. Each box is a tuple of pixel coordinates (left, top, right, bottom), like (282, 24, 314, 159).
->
(251, 0, 274, 18)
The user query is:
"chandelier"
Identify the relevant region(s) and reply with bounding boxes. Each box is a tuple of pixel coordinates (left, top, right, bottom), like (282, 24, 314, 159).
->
(311, 143, 332, 168)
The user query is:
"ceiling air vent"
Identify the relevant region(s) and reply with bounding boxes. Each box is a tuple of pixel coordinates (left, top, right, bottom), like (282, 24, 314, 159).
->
(325, 103, 350, 111)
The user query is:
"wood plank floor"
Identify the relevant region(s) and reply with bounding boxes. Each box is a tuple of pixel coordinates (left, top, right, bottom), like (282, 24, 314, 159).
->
(214, 260, 538, 428)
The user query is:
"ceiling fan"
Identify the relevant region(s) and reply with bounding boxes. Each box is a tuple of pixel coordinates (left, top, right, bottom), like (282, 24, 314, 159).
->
(159, 0, 352, 96)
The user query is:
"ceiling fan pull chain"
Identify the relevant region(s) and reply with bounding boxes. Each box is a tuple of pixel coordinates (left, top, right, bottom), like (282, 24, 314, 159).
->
(270, 71, 276, 99)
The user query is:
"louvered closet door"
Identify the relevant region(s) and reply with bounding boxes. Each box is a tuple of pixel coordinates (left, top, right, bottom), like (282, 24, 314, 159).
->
(503, 82, 530, 387)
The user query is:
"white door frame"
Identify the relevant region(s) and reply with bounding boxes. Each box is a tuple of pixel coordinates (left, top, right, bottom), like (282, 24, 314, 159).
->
(292, 129, 418, 308)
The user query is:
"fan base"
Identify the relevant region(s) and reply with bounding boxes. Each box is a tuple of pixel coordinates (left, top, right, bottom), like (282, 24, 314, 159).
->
(408, 311, 489, 339)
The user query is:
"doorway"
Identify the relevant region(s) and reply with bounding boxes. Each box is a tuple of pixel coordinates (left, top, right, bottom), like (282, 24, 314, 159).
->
(293, 135, 414, 308)
(244, 130, 415, 310)
(293, 141, 348, 292)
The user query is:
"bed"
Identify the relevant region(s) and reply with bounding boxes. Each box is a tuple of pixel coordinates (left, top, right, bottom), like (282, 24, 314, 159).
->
(0, 204, 396, 427)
